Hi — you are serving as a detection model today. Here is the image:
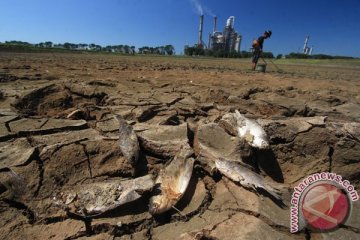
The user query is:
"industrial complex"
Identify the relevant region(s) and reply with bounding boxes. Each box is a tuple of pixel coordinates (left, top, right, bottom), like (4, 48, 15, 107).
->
(192, 14, 314, 57)
(196, 15, 242, 54)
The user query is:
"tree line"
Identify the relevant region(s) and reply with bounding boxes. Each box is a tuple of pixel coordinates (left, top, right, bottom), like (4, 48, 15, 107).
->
(138, 45, 174, 55)
(285, 52, 354, 60)
(184, 46, 274, 58)
(0, 41, 175, 55)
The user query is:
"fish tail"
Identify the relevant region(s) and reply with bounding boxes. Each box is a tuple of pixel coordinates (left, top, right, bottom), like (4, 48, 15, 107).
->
(234, 110, 246, 126)
(263, 184, 282, 201)
(234, 110, 243, 119)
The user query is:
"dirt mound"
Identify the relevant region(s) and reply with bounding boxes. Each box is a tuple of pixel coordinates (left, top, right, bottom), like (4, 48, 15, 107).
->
(12, 83, 107, 118)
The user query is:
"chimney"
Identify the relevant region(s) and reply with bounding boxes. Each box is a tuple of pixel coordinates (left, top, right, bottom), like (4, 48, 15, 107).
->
(208, 33, 212, 49)
(198, 15, 204, 45)
(303, 36, 309, 53)
(213, 16, 217, 33)
(309, 47, 313, 55)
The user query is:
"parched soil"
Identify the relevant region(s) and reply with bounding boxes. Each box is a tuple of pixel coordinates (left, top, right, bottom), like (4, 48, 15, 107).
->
(0, 52, 359, 240)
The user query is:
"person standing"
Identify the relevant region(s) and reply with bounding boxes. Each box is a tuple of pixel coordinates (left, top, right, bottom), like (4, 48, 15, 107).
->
(252, 30, 272, 70)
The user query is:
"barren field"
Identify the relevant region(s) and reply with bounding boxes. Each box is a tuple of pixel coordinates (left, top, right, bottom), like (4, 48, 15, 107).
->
(0, 52, 359, 239)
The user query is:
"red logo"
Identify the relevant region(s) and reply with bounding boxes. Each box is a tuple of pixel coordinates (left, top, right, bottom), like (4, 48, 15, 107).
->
(301, 182, 350, 231)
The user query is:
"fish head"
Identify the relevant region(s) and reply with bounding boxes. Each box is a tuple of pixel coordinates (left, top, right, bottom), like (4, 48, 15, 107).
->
(253, 137, 269, 149)
(149, 195, 165, 215)
(215, 158, 227, 170)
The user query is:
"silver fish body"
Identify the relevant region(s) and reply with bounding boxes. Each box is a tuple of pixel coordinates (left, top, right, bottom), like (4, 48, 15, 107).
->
(234, 110, 269, 149)
(116, 115, 140, 165)
(149, 145, 194, 215)
(215, 158, 282, 200)
(54, 174, 154, 217)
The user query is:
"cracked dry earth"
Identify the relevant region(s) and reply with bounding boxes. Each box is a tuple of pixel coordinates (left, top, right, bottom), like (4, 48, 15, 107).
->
(0, 52, 360, 240)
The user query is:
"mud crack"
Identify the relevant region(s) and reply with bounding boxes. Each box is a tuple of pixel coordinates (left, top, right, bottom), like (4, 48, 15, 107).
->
(2, 199, 37, 224)
(4, 116, 20, 133)
(209, 206, 301, 238)
(340, 224, 360, 234)
(79, 143, 93, 178)
(32, 149, 44, 198)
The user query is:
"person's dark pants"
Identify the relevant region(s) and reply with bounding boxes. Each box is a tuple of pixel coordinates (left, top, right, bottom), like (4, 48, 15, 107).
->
(252, 49, 261, 64)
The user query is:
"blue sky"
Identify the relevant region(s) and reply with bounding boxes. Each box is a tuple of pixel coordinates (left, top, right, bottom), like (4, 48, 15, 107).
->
(1, 0, 359, 56)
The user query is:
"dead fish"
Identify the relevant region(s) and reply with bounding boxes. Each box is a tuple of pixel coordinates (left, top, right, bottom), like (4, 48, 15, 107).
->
(116, 115, 140, 165)
(215, 158, 282, 201)
(149, 145, 194, 215)
(54, 174, 154, 217)
(234, 110, 269, 149)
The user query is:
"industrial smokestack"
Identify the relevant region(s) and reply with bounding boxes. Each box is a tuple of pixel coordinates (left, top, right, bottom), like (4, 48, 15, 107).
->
(303, 36, 309, 53)
(235, 35, 242, 53)
(208, 33, 212, 49)
(226, 16, 235, 28)
(198, 15, 204, 46)
(213, 16, 217, 33)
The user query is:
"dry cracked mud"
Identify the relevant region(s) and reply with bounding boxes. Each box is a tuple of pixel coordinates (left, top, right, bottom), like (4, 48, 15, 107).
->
(0, 53, 359, 239)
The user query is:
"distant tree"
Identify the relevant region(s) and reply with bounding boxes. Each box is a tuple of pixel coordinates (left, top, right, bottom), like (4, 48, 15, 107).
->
(160, 46, 166, 55)
(123, 45, 130, 54)
(164, 45, 175, 55)
(44, 41, 53, 48)
(139, 46, 150, 54)
(228, 51, 241, 58)
(184, 46, 195, 56)
(262, 52, 274, 58)
(53, 43, 64, 48)
(63, 42, 71, 49)
(130, 46, 136, 54)
(240, 51, 252, 58)
(116, 44, 123, 53)
(89, 43, 96, 50)
(213, 49, 225, 57)
(276, 54, 283, 59)
(193, 46, 205, 56)
(154, 46, 165, 55)
(204, 49, 213, 57)
(104, 45, 112, 52)
(78, 43, 88, 50)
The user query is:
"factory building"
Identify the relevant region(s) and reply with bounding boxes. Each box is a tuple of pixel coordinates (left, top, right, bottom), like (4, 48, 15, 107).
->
(197, 15, 242, 53)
